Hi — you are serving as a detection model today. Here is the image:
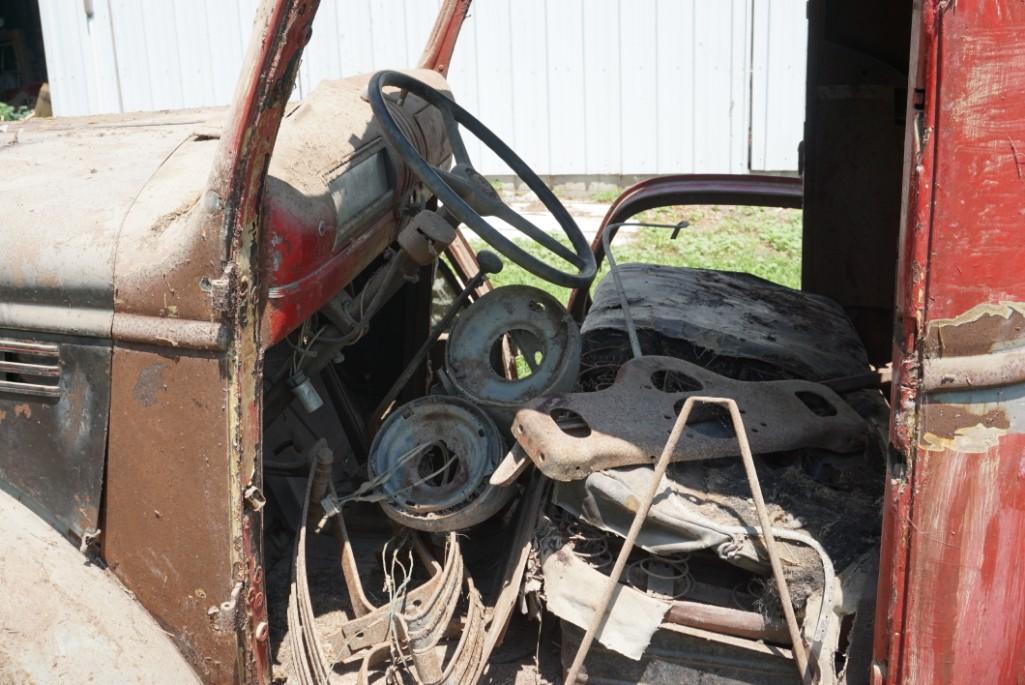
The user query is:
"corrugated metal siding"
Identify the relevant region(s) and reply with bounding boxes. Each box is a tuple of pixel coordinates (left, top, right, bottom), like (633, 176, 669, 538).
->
(36, 0, 807, 175)
(750, 0, 807, 171)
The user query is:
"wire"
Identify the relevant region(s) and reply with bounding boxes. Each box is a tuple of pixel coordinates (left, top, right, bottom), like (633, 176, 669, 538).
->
(317, 442, 460, 532)
(600, 221, 690, 360)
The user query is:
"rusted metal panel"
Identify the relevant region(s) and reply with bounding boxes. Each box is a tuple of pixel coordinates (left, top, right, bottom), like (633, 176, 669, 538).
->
(210, 2, 323, 682)
(261, 69, 453, 345)
(515, 354, 867, 481)
(873, 3, 932, 679)
(417, 0, 473, 78)
(0, 329, 109, 541)
(106, 1, 323, 681)
(103, 346, 238, 683)
(880, 2, 1025, 684)
(111, 314, 229, 351)
(0, 109, 224, 340)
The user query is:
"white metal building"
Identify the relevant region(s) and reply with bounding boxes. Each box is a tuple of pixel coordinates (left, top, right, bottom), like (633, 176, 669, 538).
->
(36, 0, 806, 177)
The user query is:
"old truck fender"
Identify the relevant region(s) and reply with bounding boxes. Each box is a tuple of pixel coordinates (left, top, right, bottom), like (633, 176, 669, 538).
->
(0, 488, 201, 684)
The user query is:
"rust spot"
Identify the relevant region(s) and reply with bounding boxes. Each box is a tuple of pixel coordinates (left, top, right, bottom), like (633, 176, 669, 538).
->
(13, 404, 31, 419)
(1009, 138, 1024, 180)
(0, 409, 6, 422)
(151, 195, 200, 234)
(132, 363, 167, 407)
(925, 302, 1025, 356)
(921, 403, 1010, 452)
(923, 404, 1009, 438)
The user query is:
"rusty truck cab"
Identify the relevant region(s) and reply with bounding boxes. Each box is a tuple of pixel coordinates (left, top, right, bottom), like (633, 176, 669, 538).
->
(2, 1, 1024, 684)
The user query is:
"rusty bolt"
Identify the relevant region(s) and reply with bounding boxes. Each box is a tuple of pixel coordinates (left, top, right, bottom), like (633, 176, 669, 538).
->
(244, 485, 266, 511)
(255, 621, 270, 642)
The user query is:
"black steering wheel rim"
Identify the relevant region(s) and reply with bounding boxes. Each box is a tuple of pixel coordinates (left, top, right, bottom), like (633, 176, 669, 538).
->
(369, 69, 597, 289)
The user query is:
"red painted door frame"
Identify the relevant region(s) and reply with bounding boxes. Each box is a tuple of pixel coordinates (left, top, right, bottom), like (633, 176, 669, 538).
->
(876, 2, 1025, 683)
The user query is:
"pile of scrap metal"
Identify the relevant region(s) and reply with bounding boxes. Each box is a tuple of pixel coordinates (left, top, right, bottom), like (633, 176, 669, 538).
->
(528, 263, 887, 685)
(271, 228, 887, 685)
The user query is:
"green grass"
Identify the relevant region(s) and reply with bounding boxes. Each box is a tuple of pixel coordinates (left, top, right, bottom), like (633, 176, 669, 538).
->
(589, 188, 622, 204)
(0, 102, 31, 121)
(472, 204, 802, 304)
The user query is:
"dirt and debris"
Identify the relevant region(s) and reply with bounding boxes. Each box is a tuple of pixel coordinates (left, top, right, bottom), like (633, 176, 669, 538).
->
(265, 257, 887, 684)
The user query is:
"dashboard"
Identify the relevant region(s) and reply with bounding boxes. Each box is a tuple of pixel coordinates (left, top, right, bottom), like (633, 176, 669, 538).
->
(261, 69, 453, 344)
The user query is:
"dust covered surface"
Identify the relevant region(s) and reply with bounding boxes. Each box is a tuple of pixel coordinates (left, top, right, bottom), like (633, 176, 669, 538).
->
(577, 265, 888, 613)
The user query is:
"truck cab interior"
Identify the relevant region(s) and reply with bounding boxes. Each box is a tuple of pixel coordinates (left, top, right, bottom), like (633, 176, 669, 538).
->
(253, 2, 915, 682)
(8, 1, 1024, 684)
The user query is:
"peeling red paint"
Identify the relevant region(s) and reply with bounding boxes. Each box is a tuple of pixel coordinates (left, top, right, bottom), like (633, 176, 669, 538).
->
(417, 0, 472, 77)
(902, 446, 1025, 684)
(879, 2, 1025, 684)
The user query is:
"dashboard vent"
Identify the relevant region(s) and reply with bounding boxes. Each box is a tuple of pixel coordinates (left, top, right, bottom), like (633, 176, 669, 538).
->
(0, 339, 61, 399)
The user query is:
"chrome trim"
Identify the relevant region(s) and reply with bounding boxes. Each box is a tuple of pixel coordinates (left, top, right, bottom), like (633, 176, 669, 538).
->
(0, 379, 61, 399)
(0, 339, 60, 356)
(0, 360, 60, 377)
(0, 337, 61, 399)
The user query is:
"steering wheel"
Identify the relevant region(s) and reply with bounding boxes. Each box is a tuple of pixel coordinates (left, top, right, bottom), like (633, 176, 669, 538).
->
(369, 70, 597, 289)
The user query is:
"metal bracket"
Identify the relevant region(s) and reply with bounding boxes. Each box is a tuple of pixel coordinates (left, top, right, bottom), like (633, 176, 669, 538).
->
(514, 355, 868, 481)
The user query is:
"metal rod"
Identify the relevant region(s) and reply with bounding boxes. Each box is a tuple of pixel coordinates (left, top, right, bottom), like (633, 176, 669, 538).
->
(482, 472, 547, 656)
(372, 250, 503, 424)
(562, 394, 700, 683)
(600, 221, 689, 360)
(723, 398, 810, 682)
(665, 599, 791, 644)
(563, 396, 810, 684)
